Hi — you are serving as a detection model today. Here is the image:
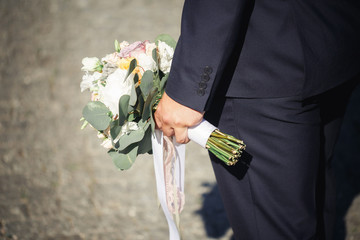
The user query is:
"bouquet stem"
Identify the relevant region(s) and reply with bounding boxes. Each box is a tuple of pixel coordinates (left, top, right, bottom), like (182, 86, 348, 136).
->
(206, 130, 246, 166)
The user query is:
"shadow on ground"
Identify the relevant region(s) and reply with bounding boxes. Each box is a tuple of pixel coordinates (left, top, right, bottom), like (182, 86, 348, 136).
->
(195, 183, 231, 239)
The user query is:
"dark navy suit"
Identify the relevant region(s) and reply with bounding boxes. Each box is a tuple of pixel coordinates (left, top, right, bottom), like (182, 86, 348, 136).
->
(165, 0, 360, 239)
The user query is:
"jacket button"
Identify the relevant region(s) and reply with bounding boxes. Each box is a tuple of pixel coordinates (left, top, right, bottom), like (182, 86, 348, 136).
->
(201, 74, 210, 82)
(204, 66, 213, 74)
(199, 82, 207, 89)
(197, 89, 205, 96)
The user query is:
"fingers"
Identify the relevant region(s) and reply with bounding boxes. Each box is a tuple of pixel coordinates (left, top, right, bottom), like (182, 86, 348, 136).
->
(153, 93, 193, 143)
(158, 126, 190, 144)
(174, 127, 189, 144)
(154, 111, 162, 129)
(155, 118, 189, 144)
(162, 126, 175, 137)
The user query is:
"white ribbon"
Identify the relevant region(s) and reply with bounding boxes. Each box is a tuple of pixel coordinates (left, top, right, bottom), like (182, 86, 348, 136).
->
(151, 120, 217, 240)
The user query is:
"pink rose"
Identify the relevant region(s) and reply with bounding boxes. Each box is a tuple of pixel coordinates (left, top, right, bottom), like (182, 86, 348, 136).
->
(119, 41, 147, 58)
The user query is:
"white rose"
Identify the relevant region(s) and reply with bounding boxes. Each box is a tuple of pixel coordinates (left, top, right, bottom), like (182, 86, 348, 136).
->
(157, 41, 174, 73)
(98, 68, 133, 116)
(137, 53, 157, 72)
(81, 57, 101, 72)
(80, 72, 102, 92)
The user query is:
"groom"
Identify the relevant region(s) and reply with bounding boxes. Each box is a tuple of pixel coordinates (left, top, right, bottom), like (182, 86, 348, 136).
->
(154, 0, 360, 239)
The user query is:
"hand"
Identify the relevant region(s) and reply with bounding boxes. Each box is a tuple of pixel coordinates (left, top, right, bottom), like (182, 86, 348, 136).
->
(154, 92, 204, 144)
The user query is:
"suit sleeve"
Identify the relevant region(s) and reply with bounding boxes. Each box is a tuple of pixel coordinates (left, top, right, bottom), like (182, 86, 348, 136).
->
(165, 0, 249, 112)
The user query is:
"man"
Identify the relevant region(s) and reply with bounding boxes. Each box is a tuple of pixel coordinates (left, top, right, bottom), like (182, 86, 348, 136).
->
(154, 0, 360, 239)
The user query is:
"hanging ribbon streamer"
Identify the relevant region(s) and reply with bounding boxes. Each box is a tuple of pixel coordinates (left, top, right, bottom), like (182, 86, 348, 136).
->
(151, 120, 217, 240)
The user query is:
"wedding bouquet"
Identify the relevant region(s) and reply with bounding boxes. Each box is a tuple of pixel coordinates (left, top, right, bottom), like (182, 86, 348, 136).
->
(80, 34, 246, 170)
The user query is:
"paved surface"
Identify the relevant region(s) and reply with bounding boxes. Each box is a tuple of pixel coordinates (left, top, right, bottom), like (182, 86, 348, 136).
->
(0, 1, 359, 240)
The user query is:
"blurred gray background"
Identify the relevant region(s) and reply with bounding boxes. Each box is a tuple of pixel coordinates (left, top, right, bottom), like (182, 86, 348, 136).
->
(0, 1, 359, 239)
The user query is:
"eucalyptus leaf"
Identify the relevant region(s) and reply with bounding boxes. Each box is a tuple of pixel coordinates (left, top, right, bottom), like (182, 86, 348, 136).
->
(129, 83, 137, 107)
(82, 101, 111, 131)
(153, 59, 160, 90)
(138, 120, 151, 139)
(155, 34, 177, 49)
(134, 73, 139, 85)
(138, 119, 150, 129)
(108, 147, 138, 170)
(137, 127, 152, 155)
(152, 48, 159, 69)
(142, 88, 158, 121)
(110, 120, 121, 140)
(140, 71, 154, 97)
(126, 59, 137, 80)
(117, 127, 145, 151)
(127, 113, 136, 122)
(149, 93, 159, 133)
(135, 88, 145, 115)
(118, 95, 130, 126)
(160, 73, 169, 92)
(150, 106, 156, 133)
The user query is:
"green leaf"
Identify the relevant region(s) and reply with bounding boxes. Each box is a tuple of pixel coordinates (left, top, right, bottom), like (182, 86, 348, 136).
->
(155, 34, 177, 49)
(137, 127, 152, 155)
(140, 70, 154, 97)
(126, 59, 137, 80)
(160, 73, 169, 92)
(108, 147, 139, 170)
(110, 120, 121, 140)
(114, 40, 120, 52)
(150, 106, 156, 133)
(133, 73, 140, 85)
(129, 83, 137, 107)
(82, 101, 111, 131)
(118, 95, 130, 126)
(135, 88, 145, 116)
(149, 94, 159, 133)
(152, 50, 160, 90)
(138, 119, 150, 129)
(142, 88, 158, 121)
(152, 48, 159, 69)
(117, 128, 145, 151)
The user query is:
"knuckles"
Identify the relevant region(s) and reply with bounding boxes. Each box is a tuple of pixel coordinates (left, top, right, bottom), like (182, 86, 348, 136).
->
(175, 137, 189, 144)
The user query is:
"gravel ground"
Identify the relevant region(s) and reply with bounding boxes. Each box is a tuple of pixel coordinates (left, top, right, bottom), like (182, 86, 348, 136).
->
(0, 1, 359, 240)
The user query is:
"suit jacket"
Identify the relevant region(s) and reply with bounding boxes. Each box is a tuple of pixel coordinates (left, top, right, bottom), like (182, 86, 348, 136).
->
(165, 0, 360, 112)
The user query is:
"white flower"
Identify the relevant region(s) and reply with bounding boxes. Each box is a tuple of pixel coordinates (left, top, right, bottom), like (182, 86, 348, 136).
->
(145, 42, 157, 56)
(120, 41, 130, 49)
(98, 68, 133, 116)
(81, 57, 102, 72)
(101, 53, 120, 65)
(113, 121, 140, 143)
(157, 41, 174, 73)
(101, 138, 113, 149)
(137, 53, 157, 72)
(121, 121, 139, 135)
(80, 72, 102, 92)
